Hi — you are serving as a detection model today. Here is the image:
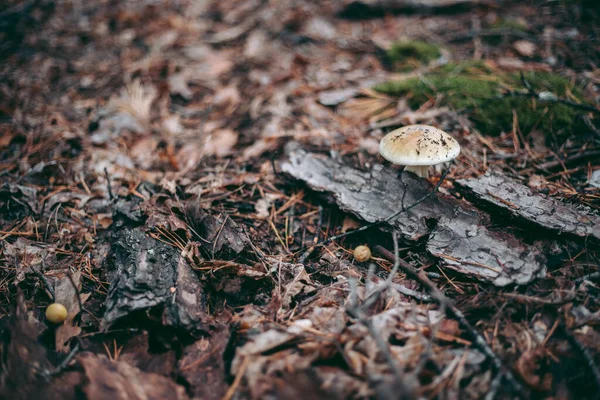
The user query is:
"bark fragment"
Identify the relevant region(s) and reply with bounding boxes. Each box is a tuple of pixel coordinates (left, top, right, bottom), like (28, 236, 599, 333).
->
(456, 172, 600, 242)
(281, 143, 454, 242)
(102, 228, 211, 333)
(428, 212, 545, 286)
(282, 144, 546, 286)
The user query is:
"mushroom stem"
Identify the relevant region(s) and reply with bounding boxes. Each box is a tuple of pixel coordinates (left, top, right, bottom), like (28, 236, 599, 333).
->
(405, 165, 430, 178)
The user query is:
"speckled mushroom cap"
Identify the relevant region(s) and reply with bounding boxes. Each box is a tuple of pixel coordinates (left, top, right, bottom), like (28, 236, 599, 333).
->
(379, 125, 460, 166)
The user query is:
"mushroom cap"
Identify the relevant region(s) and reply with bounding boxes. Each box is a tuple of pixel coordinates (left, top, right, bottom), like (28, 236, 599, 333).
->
(353, 245, 371, 262)
(379, 125, 460, 166)
(46, 303, 68, 324)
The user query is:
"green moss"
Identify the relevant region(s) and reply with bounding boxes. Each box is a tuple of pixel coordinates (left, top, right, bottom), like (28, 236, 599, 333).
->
(489, 18, 528, 31)
(484, 19, 528, 45)
(387, 40, 441, 72)
(374, 62, 591, 137)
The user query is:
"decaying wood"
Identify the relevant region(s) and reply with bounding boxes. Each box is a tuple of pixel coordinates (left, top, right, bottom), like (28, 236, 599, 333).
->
(428, 211, 545, 286)
(102, 228, 211, 334)
(282, 144, 546, 286)
(282, 143, 455, 241)
(456, 172, 600, 243)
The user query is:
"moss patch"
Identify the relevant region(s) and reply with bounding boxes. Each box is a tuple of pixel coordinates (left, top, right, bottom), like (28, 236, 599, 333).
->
(374, 62, 592, 137)
(489, 18, 528, 31)
(386, 40, 441, 72)
(484, 18, 529, 45)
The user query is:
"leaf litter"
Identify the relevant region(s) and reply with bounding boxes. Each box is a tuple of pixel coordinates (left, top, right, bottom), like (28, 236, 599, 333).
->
(0, 0, 599, 399)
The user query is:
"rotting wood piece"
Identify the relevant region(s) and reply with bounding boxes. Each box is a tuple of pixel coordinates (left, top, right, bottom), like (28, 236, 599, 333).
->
(281, 143, 455, 242)
(102, 228, 212, 334)
(428, 212, 545, 287)
(456, 172, 600, 243)
(281, 143, 546, 286)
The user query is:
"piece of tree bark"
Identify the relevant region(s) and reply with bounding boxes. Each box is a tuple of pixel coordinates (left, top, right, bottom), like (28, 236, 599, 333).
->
(282, 143, 454, 242)
(102, 228, 212, 334)
(456, 172, 600, 243)
(282, 144, 546, 286)
(428, 211, 545, 286)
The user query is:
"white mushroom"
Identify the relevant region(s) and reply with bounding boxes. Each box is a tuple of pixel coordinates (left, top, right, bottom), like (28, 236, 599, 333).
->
(379, 124, 460, 178)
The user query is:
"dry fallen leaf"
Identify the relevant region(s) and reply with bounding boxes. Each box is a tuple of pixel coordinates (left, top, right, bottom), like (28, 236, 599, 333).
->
(54, 272, 90, 352)
(515, 349, 552, 392)
(203, 129, 238, 158)
(109, 80, 157, 127)
(513, 40, 536, 57)
(244, 29, 269, 60)
(78, 352, 189, 400)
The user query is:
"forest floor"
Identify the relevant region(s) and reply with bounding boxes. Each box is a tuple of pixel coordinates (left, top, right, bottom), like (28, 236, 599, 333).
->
(1, 0, 600, 399)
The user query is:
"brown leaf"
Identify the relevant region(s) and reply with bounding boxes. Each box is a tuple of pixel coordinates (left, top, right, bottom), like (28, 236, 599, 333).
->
(206, 129, 238, 158)
(78, 353, 188, 400)
(513, 40, 536, 57)
(178, 327, 230, 399)
(54, 272, 90, 352)
(0, 292, 50, 400)
(515, 350, 552, 392)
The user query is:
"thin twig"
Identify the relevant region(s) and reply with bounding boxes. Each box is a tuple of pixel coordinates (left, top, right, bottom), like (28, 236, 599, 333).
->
(104, 167, 114, 200)
(297, 205, 324, 264)
(583, 115, 600, 138)
(500, 89, 600, 114)
(34, 258, 55, 301)
(48, 339, 81, 378)
(223, 355, 250, 400)
(484, 370, 505, 400)
(492, 73, 600, 115)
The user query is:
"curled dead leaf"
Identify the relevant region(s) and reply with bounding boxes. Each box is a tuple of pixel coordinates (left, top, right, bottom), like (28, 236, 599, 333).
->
(515, 349, 552, 392)
(204, 129, 238, 158)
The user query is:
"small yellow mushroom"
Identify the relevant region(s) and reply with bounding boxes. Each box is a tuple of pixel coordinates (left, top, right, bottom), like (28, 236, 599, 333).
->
(353, 245, 372, 262)
(46, 303, 68, 324)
